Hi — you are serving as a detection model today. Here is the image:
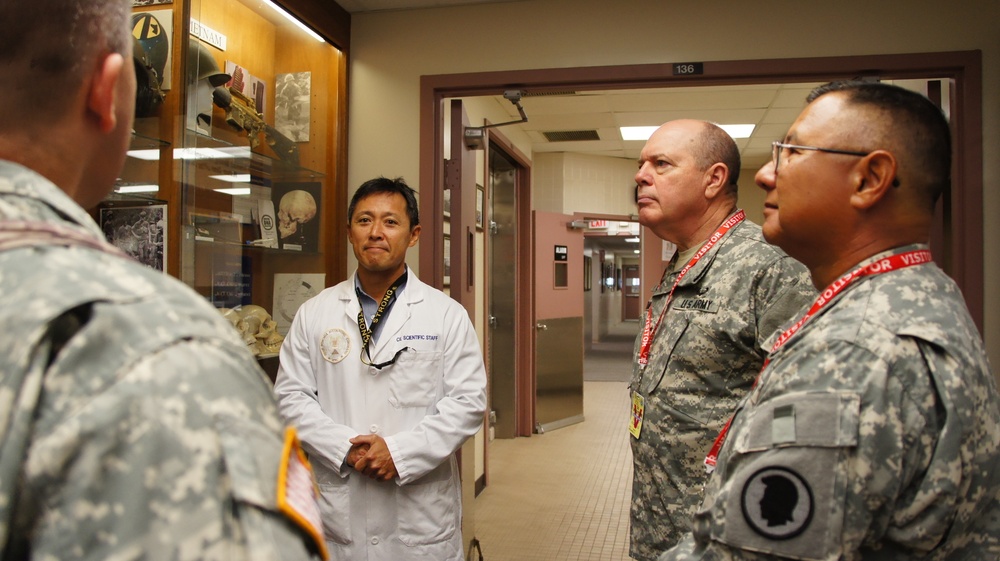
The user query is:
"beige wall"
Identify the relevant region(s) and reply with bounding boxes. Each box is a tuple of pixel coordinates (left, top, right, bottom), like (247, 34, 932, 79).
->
(346, 0, 1000, 366)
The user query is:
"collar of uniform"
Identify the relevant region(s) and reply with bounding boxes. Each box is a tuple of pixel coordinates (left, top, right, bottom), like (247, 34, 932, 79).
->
(652, 213, 745, 294)
(840, 243, 932, 278)
(0, 159, 108, 240)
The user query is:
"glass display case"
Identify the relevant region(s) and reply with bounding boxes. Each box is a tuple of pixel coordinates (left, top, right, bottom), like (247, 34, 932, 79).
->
(112, 0, 349, 370)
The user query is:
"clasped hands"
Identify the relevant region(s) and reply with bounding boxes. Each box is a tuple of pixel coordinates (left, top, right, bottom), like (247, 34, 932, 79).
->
(346, 434, 397, 481)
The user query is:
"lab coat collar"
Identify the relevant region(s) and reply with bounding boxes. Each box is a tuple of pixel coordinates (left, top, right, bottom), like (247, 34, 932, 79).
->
(340, 266, 428, 358)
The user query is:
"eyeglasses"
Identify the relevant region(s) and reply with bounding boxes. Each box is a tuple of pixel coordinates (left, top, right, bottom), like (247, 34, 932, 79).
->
(771, 141, 900, 187)
(771, 141, 871, 173)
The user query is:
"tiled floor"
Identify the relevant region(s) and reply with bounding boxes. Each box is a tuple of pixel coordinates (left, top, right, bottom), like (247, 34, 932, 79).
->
(472, 322, 640, 561)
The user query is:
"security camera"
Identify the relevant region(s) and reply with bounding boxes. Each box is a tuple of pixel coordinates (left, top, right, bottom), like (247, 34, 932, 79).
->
(503, 90, 523, 103)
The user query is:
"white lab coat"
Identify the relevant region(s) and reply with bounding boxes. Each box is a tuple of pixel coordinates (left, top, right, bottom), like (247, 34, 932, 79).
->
(273, 270, 487, 561)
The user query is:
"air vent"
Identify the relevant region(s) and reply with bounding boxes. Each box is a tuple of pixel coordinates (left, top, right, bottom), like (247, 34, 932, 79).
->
(522, 90, 577, 97)
(543, 130, 601, 142)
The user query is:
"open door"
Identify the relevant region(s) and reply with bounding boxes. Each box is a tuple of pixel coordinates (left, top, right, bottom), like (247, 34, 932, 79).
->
(533, 210, 585, 432)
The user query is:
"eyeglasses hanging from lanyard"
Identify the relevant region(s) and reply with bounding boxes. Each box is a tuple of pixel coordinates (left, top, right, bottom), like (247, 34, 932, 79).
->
(356, 271, 409, 369)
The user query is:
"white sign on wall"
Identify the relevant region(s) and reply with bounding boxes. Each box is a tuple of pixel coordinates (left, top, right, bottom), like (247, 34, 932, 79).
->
(191, 18, 227, 51)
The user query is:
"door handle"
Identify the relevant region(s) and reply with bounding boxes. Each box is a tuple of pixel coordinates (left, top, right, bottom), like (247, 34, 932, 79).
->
(536, 323, 548, 331)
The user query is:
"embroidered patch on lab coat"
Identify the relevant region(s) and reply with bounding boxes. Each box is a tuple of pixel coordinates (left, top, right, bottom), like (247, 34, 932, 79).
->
(320, 328, 351, 364)
(741, 466, 813, 540)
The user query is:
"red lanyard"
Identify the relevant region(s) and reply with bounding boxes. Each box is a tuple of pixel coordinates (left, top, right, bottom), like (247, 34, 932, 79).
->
(703, 248, 933, 472)
(637, 210, 745, 367)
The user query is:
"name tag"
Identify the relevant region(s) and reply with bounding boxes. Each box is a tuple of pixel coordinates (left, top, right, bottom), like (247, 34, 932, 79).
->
(674, 298, 719, 313)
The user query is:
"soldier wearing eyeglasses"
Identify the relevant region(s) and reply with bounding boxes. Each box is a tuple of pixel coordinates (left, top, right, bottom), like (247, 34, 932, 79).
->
(660, 82, 1000, 560)
(274, 176, 487, 561)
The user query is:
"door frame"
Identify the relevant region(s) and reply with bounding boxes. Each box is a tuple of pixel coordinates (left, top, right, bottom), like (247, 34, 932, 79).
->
(419, 50, 984, 332)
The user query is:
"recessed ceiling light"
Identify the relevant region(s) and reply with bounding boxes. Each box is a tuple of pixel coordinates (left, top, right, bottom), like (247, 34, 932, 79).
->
(718, 124, 756, 139)
(621, 123, 756, 141)
(620, 126, 659, 141)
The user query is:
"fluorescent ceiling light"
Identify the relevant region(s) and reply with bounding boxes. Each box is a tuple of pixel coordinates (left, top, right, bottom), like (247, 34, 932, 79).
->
(718, 124, 755, 139)
(116, 184, 159, 193)
(214, 187, 252, 196)
(210, 174, 252, 183)
(621, 123, 756, 141)
(262, 0, 325, 42)
(620, 126, 658, 141)
(625, 237, 640, 243)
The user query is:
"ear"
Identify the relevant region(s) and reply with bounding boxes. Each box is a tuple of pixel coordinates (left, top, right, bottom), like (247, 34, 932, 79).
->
(702, 162, 730, 198)
(86, 52, 126, 133)
(849, 150, 897, 210)
(408, 224, 421, 247)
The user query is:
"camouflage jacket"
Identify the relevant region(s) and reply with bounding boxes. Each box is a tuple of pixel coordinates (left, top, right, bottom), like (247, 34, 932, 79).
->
(629, 215, 815, 560)
(663, 244, 1000, 561)
(0, 160, 324, 560)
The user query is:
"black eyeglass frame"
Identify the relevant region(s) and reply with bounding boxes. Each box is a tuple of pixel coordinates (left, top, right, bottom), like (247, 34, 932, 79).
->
(771, 141, 871, 173)
(771, 141, 900, 187)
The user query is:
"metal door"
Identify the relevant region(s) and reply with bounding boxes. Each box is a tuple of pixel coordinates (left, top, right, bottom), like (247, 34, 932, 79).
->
(533, 210, 585, 432)
(488, 147, 518, 438)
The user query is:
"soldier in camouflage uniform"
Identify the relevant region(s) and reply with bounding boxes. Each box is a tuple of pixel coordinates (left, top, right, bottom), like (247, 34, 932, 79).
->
(660, 82, 1000, 560)
(630, 120, 815, 560)
(0, 2, 325, 559)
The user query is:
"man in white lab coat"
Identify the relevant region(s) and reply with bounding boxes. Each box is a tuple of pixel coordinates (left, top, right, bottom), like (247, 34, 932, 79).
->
(274, 176, 487, 560)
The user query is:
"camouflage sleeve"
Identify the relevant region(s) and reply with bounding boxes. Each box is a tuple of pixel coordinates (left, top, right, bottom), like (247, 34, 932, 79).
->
(663, 336, 941, 560)
(751, 255, 814, 352)
(17, 339, 322, 561)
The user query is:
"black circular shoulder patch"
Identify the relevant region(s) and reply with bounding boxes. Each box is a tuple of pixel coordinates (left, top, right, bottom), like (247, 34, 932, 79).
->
(741, 466, 814, 540)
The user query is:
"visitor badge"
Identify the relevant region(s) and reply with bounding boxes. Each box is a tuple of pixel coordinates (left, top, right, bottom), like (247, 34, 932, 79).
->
(629, 391, 645, 439)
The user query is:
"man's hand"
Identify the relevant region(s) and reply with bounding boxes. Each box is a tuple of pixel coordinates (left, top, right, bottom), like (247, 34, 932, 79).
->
(349, 434, 398, 481)
(345, 441, 370, 468)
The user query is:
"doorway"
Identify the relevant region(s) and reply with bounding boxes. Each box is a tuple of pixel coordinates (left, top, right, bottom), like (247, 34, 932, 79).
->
(419, 51, 984, 333)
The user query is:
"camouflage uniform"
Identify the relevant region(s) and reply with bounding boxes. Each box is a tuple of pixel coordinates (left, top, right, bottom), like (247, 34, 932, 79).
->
(630, 214, 815, 560)
(0, 160, 325, 560)
(662, 244, 1000, 560)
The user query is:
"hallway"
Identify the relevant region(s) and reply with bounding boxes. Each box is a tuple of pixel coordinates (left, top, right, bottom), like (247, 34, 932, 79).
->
(473, 321, 639, 561)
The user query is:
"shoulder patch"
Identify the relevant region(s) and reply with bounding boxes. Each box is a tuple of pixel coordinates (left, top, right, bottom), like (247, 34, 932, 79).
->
(278, 427, 329, 559)
(741, 466, 814, 540)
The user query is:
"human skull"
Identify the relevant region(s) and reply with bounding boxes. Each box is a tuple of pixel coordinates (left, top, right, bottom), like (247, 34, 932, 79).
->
(237, 305, 284, 355)
(219, 307, 241, 328)
(277, 190, 317, 240)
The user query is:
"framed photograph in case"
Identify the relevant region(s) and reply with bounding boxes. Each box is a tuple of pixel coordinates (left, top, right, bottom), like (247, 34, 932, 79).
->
(100, 203, 167, 272)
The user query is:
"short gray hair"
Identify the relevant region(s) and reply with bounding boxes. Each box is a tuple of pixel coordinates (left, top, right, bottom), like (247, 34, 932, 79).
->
(0, 0, 132, 129)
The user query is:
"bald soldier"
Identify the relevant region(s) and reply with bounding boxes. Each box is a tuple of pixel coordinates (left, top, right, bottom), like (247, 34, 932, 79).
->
(660, 81, 1000, 560)
(629, 119, 815, 560)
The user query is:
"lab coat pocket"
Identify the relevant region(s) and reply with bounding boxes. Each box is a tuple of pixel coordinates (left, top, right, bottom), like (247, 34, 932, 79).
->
(316, 480, 352, 545)
(389, 348, 442, 408)
(396, 473, 458, 546)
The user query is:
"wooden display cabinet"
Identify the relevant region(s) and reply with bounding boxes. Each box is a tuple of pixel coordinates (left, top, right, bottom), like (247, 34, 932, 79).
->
(107, 0, 350, 352)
